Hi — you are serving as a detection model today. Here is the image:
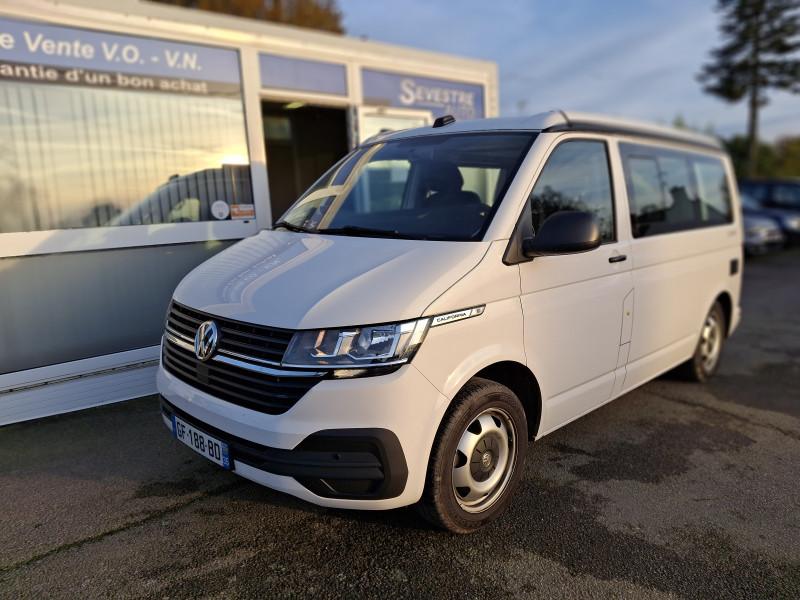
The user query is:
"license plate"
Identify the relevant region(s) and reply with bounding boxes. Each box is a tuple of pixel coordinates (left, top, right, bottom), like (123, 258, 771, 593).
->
(171, 415, 231, 469)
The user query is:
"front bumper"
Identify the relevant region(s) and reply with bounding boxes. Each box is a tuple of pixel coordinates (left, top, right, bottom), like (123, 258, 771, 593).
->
(157, 362, 449, 510)
(161, 396, 408, 500)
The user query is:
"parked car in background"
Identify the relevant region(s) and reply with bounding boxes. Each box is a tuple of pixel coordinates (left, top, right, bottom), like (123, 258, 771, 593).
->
(739, 180, 800, 245)
(739, 178, 800, 209)
(741, 210, 785, 256)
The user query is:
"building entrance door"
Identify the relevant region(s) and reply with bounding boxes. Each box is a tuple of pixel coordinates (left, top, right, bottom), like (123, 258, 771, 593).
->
(262, 101, 349, 221)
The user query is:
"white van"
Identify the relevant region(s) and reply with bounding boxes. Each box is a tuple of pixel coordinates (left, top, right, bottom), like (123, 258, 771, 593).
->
(158, 111, 742, 533)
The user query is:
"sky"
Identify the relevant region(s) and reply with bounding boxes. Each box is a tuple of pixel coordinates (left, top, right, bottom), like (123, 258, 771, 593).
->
(338, 0, 800, 142)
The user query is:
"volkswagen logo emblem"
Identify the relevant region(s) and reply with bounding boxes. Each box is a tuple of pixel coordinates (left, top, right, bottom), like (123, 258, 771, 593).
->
(194, 320, 218, 361)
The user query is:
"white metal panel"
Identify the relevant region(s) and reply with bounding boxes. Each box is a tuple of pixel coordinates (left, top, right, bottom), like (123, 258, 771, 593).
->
(0, 221, 256, 259)
(0, 346, 158, 390)
(0, 349, 159, 425)
(624, 227, 741, 391)
(522, 245, 634, 433)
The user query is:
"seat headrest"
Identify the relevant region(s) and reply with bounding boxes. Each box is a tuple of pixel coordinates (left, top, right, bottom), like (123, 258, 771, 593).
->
(425, 161, 463, 193)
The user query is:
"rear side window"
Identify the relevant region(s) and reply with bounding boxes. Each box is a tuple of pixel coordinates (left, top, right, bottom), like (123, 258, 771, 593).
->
(529, 140, 615, 243)
(621, 143, 732, 238)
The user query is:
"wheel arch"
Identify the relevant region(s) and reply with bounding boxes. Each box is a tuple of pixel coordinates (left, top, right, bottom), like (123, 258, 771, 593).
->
(474, 361, 542, 439)
(715, 291, 733, 337)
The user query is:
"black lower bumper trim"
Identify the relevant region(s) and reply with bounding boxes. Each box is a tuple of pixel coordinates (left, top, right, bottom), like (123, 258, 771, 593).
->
(160, 396, 408, 500)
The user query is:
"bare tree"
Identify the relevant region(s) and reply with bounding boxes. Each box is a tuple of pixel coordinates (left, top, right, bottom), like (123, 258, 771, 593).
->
(697, 0, 800, 177)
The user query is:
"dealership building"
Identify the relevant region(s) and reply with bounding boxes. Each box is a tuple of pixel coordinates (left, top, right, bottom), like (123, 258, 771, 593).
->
(0, 0, 498, 425)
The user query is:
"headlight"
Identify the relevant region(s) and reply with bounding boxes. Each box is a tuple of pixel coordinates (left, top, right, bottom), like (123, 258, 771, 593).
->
(781, 215, 800, 232)
(282, 318, 430, 370)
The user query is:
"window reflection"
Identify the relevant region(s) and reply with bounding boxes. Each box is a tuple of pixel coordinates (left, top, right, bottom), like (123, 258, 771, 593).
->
(0, 81, 250, 233)
(530, 140, 615, 243)
(110, 164, 253, 226)
(621, 143, 732, 238)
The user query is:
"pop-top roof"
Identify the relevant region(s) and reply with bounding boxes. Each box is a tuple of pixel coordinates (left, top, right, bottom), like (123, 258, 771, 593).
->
(373, 110, 723, 151)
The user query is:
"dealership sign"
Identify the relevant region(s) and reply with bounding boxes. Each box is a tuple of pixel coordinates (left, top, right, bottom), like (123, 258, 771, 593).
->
(361, 68, 484, 120)
(0, 16, 241, 95)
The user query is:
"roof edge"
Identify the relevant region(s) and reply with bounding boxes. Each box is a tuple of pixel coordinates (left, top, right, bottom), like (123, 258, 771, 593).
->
(543, 110, 723, 151)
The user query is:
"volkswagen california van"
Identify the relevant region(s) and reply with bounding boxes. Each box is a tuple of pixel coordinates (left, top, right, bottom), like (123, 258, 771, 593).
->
(158, 111, 743, 533)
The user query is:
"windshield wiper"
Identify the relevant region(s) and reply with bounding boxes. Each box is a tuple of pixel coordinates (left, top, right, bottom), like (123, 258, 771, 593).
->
(318, 225, 424, 240)
(273, 220, 314, 233)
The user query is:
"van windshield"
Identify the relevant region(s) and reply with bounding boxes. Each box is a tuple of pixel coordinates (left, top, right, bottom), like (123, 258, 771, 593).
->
(275, 133, 535, 241)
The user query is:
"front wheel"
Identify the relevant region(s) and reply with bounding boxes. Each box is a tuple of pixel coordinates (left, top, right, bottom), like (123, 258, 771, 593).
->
(678, 301, 726, 382)
(416, 378, 527, 533)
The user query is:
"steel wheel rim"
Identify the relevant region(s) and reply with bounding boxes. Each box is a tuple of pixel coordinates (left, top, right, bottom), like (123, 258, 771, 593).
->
(700, 312, 722, 373)
(451, 407, 517, 514)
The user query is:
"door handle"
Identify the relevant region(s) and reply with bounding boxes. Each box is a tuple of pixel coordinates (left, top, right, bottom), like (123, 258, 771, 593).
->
(609, 254, 627, 263)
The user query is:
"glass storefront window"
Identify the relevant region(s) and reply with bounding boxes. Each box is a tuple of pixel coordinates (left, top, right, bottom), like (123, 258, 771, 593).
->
(0, 17, 251, 235)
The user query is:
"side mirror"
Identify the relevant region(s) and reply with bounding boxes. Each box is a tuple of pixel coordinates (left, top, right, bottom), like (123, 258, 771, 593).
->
(522, 211, 601, 258)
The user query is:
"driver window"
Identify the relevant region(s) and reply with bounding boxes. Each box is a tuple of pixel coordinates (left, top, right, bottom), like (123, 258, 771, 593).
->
(529, 140, 615, 243)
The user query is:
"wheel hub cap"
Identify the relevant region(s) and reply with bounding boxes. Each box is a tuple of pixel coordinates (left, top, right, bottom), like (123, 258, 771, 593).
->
(481, 451, 493, 470)
(451, 408, 517, 513)
(701, 314, 722, 372)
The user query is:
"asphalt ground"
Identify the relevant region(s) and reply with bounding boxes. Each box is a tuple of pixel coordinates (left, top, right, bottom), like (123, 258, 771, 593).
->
(1, 248, 799, 600)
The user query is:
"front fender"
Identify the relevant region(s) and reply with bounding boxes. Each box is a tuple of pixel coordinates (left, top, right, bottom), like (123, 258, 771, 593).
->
(413, 295, 527, 401)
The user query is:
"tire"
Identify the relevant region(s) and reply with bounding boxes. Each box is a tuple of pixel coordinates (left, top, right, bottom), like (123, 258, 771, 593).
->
(678, 301, 726, 383)
(416, 378, 528, 533)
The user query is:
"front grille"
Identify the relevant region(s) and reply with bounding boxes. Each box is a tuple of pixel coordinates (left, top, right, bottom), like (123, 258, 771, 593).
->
(167, 301, 293, 363)
(162, 301, 323, 415)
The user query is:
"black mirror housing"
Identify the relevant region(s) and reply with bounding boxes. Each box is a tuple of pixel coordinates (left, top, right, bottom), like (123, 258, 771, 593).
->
(522, 211, 601, 258)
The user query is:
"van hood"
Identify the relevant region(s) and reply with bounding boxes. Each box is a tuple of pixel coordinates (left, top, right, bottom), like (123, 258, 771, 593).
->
(174, 230, 490, 329)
